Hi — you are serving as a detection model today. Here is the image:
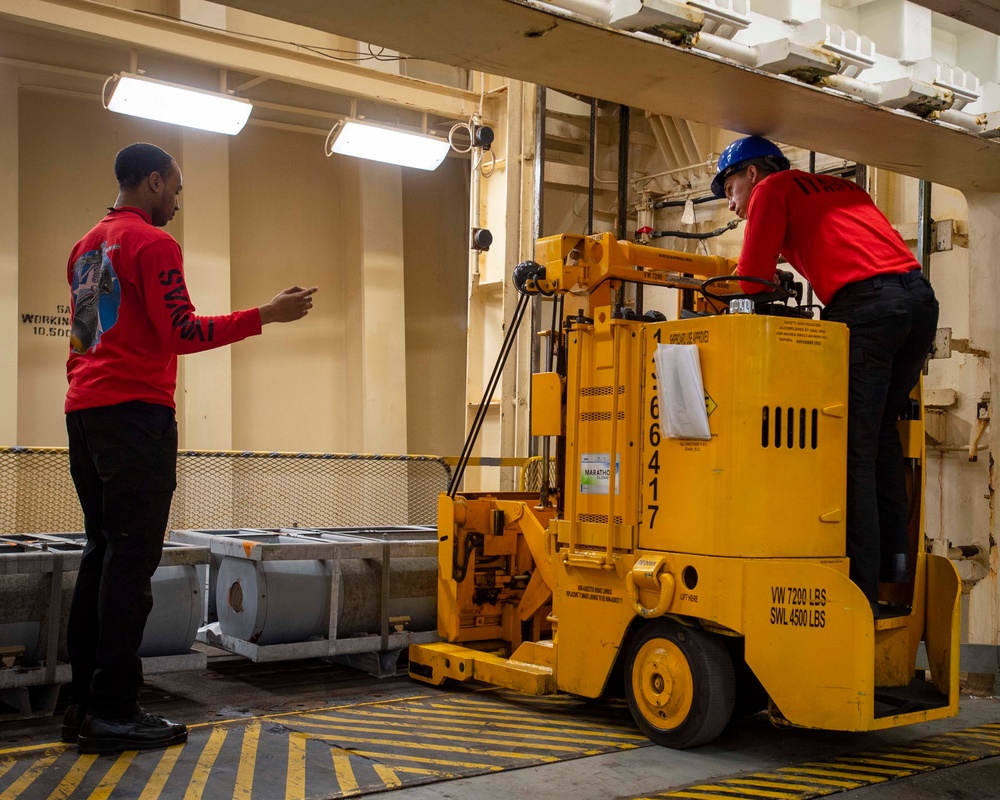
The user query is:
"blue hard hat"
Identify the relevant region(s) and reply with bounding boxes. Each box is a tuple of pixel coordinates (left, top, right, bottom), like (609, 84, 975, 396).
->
(711, 136, 790, 198)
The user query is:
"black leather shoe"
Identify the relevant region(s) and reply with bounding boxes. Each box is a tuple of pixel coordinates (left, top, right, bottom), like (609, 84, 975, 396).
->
(77, 710, 188, 754)
(60, 704, 86, 744)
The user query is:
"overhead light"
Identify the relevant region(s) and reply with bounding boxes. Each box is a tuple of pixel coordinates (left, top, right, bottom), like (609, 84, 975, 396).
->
(103, 72, 252, 136)
(325, 118, 450, 171)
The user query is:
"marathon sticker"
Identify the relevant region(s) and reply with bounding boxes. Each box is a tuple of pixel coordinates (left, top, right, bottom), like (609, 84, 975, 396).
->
(769, 585, 826, 628)
(580, 452, 620, 495)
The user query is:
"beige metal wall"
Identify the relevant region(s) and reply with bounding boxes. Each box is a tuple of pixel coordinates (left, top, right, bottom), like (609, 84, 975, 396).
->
(402, 157, 470, 458)
(16, 90, 183, 445)
(11, 85, 468, 458)
(228, 123, 350, 452)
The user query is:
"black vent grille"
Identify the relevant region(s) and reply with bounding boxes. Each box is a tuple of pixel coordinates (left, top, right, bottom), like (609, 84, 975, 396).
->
(761, 407, 819, 450)
(578, 513, 624, 524)
(580, 411, 626, 422)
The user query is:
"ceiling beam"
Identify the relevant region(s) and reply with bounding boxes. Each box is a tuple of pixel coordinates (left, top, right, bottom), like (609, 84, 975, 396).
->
(0, 0, 483, 120)
(211, 0, 1000, 193)
(910, 0, 1000, 36)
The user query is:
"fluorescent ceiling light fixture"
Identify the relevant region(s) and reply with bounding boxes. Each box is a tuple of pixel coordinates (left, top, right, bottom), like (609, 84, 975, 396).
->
(103, 73, 252, 136)
(325, 118, 450, 170)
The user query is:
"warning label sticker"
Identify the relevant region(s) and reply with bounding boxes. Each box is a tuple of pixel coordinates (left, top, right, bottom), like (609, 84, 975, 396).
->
(769, 585, 827, 628)
(776, 320, 828, 347)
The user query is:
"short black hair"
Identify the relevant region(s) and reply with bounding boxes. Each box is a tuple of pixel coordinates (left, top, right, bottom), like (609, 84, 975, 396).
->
(114, 143, 175, 190)
(741, 157, 783, 178)
(720, 157, 784, 190)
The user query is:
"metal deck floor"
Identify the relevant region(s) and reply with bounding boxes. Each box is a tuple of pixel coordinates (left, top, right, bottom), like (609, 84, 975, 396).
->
(0, 652, 997, 800)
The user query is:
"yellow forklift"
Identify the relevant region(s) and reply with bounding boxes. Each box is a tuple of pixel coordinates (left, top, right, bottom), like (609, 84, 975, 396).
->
(408, 232, 960, 748)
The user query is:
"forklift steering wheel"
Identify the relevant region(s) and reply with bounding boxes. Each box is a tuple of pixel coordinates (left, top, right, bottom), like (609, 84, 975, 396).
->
(699, 274, 793, 305)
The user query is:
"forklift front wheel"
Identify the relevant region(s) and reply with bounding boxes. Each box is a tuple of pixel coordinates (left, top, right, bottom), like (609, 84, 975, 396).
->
(625, 619, 736, 748)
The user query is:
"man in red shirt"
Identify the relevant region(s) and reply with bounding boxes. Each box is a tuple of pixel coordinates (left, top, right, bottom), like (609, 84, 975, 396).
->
(712, 136, 938, 616)
(63, 142, 317, 753)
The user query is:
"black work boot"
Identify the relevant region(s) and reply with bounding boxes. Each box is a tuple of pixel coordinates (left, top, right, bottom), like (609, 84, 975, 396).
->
(60, 704, 87, 744)
(880, 553, 909, 583)
(77, 709, 188, 754)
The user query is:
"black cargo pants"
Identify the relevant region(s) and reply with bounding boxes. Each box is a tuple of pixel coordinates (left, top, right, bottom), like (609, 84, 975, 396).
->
(65, 401, 177, 719)
(822, 270, 938, 605)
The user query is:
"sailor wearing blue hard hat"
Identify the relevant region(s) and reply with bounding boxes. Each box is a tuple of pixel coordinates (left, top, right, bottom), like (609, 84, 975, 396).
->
(715, 135, 939, 619)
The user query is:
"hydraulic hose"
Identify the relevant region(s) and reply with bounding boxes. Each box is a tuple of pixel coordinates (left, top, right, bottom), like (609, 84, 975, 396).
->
(651, 194, 720, 210)
(539, 293, 560, 507)
(448, 290, 532, 497)
(651, 219, 740, 240)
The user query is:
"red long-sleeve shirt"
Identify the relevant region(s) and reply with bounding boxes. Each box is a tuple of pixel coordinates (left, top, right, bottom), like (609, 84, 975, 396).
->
(737, 170, 919, 304)
(66, 206, 262, 412)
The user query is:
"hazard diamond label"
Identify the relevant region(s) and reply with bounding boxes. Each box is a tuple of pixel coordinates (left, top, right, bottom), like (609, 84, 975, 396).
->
(705, 391, 717, 417)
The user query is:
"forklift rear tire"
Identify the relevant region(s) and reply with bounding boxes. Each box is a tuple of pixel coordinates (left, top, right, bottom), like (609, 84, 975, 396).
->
(625, 619, 736, 748)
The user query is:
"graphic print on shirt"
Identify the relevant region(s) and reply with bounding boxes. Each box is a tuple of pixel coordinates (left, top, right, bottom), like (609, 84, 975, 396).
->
(790, 173, 864, 197)
(70, 242, 121, 354)
(159, 268, 216, 343)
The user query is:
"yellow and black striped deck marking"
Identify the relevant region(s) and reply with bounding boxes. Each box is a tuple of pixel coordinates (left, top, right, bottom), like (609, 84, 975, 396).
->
(636, 722, 1000, 799)
(0, 689, 647, 799)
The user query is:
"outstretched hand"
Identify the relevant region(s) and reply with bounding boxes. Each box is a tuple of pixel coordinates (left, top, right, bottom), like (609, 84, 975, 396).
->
(259, 286, 318, 325)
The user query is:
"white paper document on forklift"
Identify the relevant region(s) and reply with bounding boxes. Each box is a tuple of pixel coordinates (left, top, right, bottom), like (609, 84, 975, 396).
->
(653, 343, 711, 440)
